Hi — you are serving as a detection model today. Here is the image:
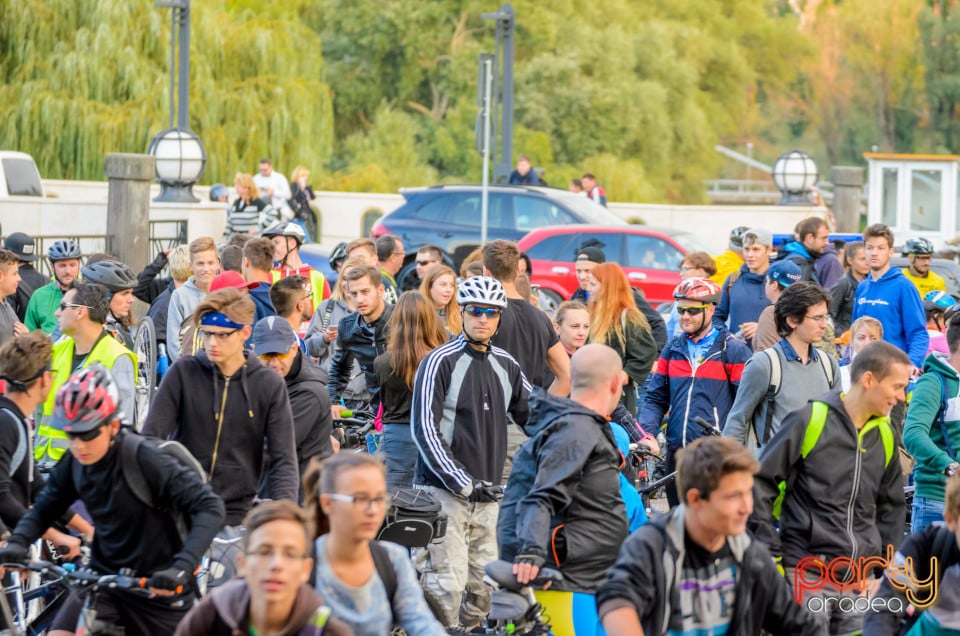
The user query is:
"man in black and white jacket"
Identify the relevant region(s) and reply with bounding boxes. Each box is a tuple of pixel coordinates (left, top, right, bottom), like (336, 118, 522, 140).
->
(412, 276, 530, 630)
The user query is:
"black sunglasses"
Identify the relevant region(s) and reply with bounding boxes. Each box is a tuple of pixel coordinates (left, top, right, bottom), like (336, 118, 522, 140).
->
(66, 426, 105, 442)
(677, 305, 709, 316)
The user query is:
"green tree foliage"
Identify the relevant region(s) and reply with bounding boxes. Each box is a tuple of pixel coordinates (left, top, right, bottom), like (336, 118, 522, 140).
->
(309, 0, 806, 202)
(0, 0, 333, 183)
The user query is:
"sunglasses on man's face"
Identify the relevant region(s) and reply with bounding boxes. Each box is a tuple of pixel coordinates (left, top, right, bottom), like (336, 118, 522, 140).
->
(66, 426, 105, 442)
(464, 305, 501, 318)
(677, 305, 710, 316)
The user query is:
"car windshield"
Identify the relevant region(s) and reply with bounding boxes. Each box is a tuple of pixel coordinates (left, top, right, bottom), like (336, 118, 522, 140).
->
(549, 192, 627, 226)
(668, 231, 713, 254)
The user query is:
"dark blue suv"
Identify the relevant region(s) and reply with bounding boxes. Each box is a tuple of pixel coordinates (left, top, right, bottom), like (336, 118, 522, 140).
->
(371, 184, 626, 288)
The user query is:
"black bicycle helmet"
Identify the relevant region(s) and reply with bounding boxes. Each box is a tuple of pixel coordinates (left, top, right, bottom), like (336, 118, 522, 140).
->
(81, 260, 137, 292)
(329, 241, 348, 272)
(48, 239, 82, 262)
(51, 364, 121, 434)
(262, 221, 306, 246)
(729, 226, 750, 249)
(904, 237, 935, 256)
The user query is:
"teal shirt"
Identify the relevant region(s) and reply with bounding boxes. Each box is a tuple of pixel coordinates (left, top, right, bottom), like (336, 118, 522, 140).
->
(24, 282, 64, 333)
(904, 353, 960, 502)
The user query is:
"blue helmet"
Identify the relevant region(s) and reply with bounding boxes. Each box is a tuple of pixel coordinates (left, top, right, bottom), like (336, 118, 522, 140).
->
(924, 290, 956, 312)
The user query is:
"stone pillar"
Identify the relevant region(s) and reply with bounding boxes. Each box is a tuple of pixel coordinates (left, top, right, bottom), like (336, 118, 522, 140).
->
(830, 166, 865, 233)
(104, 154, 155, 273)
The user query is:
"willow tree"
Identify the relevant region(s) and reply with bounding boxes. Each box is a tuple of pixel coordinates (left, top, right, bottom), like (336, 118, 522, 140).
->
(0, 0, 333, 184)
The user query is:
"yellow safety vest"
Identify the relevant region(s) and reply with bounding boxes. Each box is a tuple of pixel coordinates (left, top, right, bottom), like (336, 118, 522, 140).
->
(270, 268, 329, 315)
(36, 334, 137, 463)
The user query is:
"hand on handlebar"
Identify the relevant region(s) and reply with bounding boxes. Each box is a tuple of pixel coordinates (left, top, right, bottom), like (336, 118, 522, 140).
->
(513, 554, 547, 586)
(330, 404, 346, 420)
(639, 434, 660, 457)
(147, 564, 191, 597)
(0, 539, 29, 578)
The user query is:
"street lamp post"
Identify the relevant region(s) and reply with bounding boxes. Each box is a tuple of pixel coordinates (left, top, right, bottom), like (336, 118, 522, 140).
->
(149, 0, 205, 202)
(771, 150, 819, 205)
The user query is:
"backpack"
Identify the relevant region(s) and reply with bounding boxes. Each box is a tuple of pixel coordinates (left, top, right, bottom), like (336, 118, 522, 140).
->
(0, 408, 28, 477)
(780, 252, 820, 286)
(754, 346, 836, 447)
(116, 432, 207, 540)
(309, 540, 398, 626)
(772, 400, 895, 519)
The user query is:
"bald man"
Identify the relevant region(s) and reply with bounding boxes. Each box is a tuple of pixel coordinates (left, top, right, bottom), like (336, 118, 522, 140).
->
(497, 344, 630, 593)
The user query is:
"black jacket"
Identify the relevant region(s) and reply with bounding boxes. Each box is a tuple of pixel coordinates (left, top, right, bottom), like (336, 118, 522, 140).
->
(829, 270, 860, 335)
(134, 250, 171, 305)
(285, 352, 333, 470)
(596, 506, 824, 636)
(328, 304, 393, 406)
(12, 265, 49, 322)
(497, 389, 626, 592)
(413, 336, 530, 493)
(146, 282, 175, 346)
(374, 352, 413, 424)
(572, 287, 667, 352)
(0, 398, 47, 533)
(143, 350, 299, 525)
(9, 431, 224, 576)
(750, 390, 905, 568)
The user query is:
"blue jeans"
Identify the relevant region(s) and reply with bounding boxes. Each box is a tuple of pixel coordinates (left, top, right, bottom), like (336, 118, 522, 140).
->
(381, 423, 418, 489)
(911, 496, 945, 534)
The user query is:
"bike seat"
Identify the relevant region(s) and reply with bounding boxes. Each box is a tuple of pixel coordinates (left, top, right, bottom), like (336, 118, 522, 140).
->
(484, 559, 563, 592)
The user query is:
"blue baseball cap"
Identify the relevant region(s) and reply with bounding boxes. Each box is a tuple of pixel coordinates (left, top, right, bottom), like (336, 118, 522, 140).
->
(767, 260, 802, 288)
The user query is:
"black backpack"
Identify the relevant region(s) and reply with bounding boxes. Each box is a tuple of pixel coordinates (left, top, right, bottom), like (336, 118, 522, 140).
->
(115, 432, 207, 540)
(780, 253, 820, 286)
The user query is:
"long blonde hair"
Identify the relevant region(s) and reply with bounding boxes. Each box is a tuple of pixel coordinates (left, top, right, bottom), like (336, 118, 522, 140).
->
(587, 262, 649, 349)
(233, 172, 260, 203)
(420, 264, 461, 335)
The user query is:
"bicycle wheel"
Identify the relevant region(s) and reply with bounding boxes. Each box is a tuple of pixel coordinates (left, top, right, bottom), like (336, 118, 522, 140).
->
(133, 316, 157, 431)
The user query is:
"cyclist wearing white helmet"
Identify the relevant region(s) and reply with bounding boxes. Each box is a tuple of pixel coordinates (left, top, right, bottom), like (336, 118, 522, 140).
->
(25, 239, 83, 334)
(902, 236, 947, 298)
(262, 222, 331, 315)
(411, 275, 531, 630)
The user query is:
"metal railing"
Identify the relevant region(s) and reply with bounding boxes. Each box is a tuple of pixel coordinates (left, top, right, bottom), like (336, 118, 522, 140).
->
(28, 220, 188, 276)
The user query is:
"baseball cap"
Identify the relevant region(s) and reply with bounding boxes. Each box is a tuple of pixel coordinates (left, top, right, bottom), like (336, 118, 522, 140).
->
(743, 228, 773, 248)
(210, 271, 259, 292)
(766, 260, 802, 288)
(4, 232, 37, 262)
(252, 316, 298, 355)
(575, 246, 606, 264)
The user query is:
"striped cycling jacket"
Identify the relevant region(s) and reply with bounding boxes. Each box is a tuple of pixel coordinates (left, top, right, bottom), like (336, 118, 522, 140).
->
(412, 335, 531, 494)
(637, 328, 750, 450)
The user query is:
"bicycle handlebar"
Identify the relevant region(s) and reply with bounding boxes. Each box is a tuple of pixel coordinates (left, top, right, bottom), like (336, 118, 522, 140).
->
(2, 561, 156, 595)
(694, 417, 721, 437)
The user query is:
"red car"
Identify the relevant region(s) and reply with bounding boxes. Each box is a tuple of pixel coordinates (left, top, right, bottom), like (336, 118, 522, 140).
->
(518, 225, 713, 309)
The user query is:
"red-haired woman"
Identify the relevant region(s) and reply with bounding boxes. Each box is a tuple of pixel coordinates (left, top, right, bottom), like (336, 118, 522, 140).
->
(585, 262, 657, 415)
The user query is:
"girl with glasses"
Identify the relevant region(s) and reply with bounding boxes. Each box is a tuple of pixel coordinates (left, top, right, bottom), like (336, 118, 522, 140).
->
(304, 454, 446, 635)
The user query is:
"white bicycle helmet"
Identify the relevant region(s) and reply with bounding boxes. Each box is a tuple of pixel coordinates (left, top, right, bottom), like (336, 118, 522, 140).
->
(457, 276, 507, 309)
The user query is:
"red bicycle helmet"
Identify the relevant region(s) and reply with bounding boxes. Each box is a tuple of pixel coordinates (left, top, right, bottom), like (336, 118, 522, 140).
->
(673, 278, 722, 305)
(51, 364, 121, 434)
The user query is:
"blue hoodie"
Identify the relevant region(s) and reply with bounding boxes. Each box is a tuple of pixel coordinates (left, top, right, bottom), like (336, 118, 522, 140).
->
(852, 266, 928, 367)
(713, 265, 770, 341)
